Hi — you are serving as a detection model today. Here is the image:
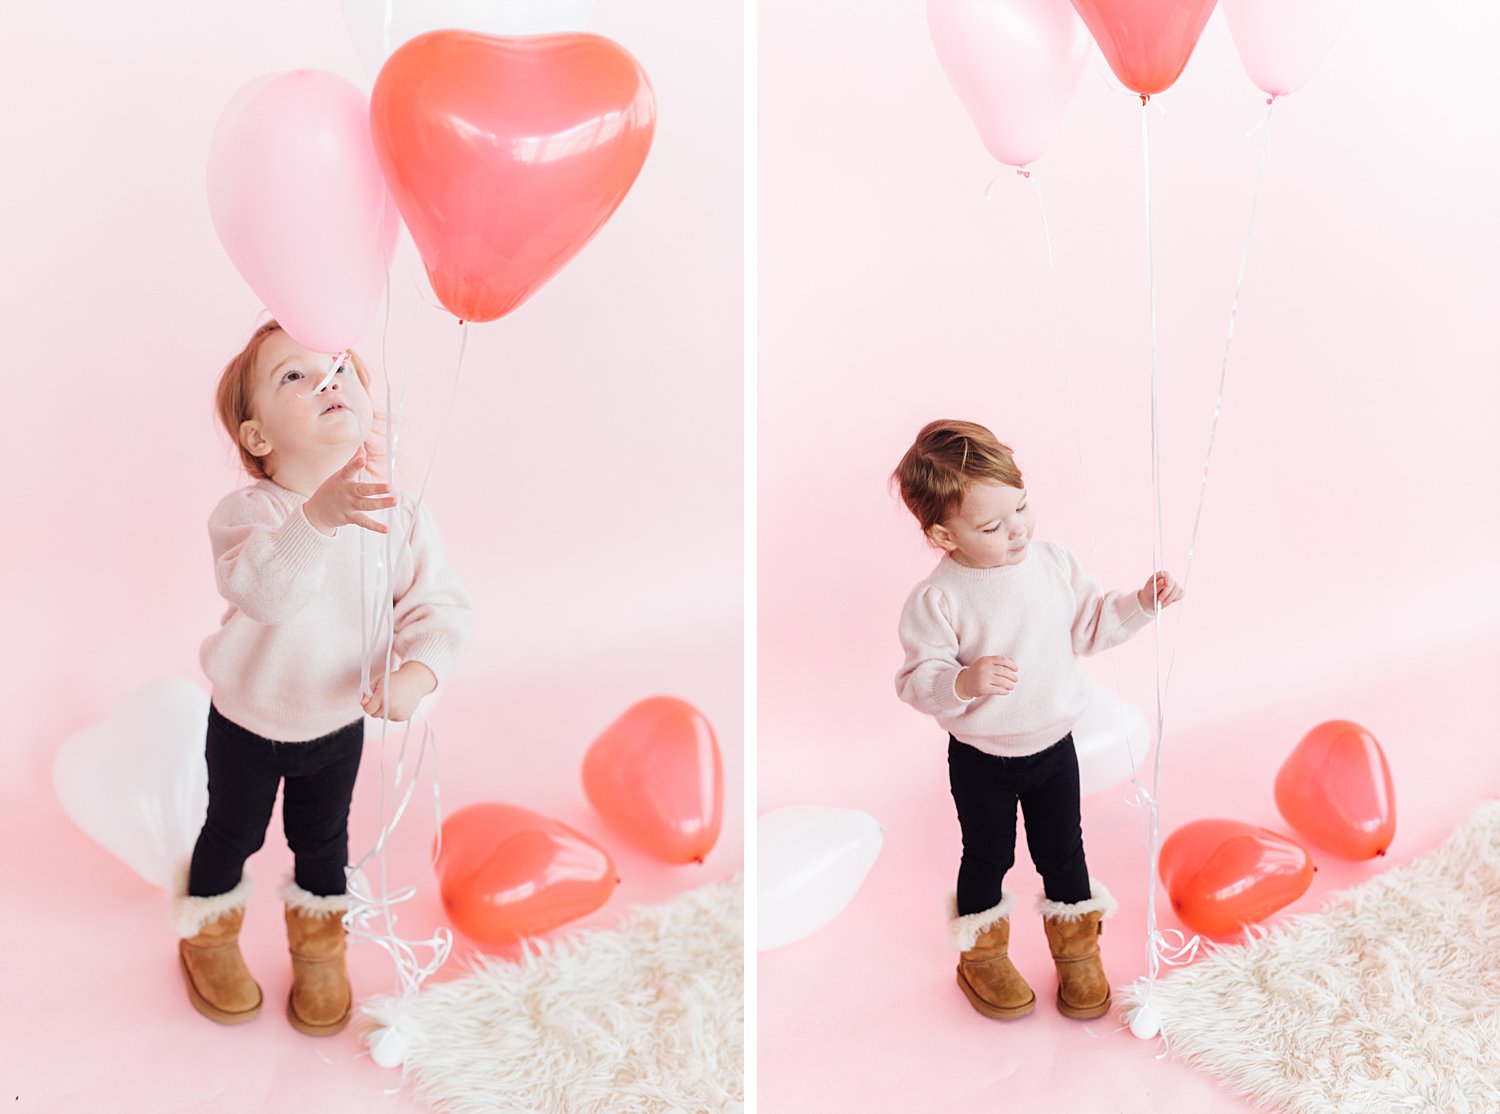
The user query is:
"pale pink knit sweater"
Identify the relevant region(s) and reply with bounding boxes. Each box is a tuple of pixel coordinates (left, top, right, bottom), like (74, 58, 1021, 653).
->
(895, 540, 1152, 757)
(199, 479, 472, 742)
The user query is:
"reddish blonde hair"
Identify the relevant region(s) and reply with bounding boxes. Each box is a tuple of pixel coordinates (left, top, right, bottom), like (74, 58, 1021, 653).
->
(215, 320, 385, 480)
(891, 419, 1024, 532)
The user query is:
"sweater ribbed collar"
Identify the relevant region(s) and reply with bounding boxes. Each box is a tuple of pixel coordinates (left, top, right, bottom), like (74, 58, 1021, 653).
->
(938, 550, 1033, 581)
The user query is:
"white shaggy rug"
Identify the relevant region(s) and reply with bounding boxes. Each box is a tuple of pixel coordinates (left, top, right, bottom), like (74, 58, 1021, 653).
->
(1123, 800, 1500, 1114)
(363, 879, 743, 1114)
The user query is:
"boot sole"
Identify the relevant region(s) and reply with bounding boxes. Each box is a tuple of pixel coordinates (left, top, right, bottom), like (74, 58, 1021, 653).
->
(1056, 988, 1112, 1021)
(956, 967, 1035, 1020)
(286, 990, 352, 1037)
(178, 947, 262, 1025)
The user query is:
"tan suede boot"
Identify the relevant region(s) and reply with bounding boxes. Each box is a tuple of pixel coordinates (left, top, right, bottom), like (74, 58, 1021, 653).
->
(949, 893, 1036, 1020)
(172, 869, 262, 1025)
(280, 874, 354, 1037)
(1037, 880, 1118, 1020)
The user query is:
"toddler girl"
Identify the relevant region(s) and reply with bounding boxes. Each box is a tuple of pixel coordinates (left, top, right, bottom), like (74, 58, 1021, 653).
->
(892, 419, 1181, 1021)
(171, 320, 472, 1035)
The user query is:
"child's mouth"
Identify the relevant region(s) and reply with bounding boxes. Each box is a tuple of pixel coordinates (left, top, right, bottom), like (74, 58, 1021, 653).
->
(321, 403, 347, 415)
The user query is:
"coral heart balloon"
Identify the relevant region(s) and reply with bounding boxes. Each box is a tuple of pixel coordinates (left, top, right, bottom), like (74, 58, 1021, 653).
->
(369, 30, 656, 323)
(582, 697, 723, 864)
(1067, 0, 1219, 97)
(433, 802, 616, 945)
(1159, 818, 1314, 938)
(1275, 720, 1396, 860)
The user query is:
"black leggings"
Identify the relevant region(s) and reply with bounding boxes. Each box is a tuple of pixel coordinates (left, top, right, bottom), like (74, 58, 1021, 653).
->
(187, 703, 364, 898)
(948, 734, 1091, 915)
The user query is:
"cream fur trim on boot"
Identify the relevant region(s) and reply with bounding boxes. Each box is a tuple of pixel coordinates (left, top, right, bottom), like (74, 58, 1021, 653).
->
(170, 861, 256, 939)
(947, 892, 1017, 951)
(1035, 879, 1118, 922)
(278, 869, 369, 918)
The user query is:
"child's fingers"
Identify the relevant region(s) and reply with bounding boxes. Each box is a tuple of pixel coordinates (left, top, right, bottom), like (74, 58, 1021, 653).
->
(352, 482, 391, 496)
(351, 513, 389, 533)
(356, 495, 398, 510)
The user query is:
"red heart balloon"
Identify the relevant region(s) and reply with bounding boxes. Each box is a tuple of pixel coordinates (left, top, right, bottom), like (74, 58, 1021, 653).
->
(1067, 0, 1219, 97)
(433, 802, 616, 945)
(1275, 720, 1396, 860)
(1159, 818, 1314, 938)
(582, 696, 723, 864)
(370, 31, 656, 323)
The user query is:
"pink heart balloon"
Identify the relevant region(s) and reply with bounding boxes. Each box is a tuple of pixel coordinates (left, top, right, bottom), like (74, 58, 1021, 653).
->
(1159, 818, 1314, 938)
(582, 697, 723, 864)
(928, 0, 1091, 168)
(207, 70, 399, 354)
(1222, 0, 1351, 99)
(433, 802, 616, 945)
(1275, 720, 1396, 860)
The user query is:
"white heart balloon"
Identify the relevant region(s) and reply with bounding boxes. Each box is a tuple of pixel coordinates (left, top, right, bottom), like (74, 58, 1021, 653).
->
(758, 805, 883, 951)
(341, 0, 598, 79)
(52, 678, 209, 887)
(1072, 675, 1151, 796)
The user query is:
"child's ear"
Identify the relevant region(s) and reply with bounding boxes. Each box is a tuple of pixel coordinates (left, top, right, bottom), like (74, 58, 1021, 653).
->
(926, 524, 957, 553)
(239, 420, 271, 459)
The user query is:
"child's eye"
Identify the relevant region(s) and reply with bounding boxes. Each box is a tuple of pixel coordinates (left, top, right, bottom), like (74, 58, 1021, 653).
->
(282, 370, 302, 383)
(982, 524, 1001, 534)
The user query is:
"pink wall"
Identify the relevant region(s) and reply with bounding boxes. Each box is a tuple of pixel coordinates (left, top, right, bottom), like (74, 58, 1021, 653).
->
(758, 0, 1500, 807)
(3, 1, 743, 773)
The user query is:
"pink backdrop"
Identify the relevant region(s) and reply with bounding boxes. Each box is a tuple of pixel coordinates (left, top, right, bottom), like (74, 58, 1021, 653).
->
(1, 2, 742, 1109)
(759, 0, 1499, 1110)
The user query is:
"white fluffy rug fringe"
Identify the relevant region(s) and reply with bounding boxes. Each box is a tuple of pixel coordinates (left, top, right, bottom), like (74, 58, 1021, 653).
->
(1122, 799, 1500, 1114)
(362, 878, 744, 1114)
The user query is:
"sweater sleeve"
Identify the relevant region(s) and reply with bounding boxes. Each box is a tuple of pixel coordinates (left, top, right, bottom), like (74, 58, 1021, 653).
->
(895, 585, 977, 717)
(208, 488, 338, 625)
(391, 497, 473, 684)
(1058, 544, 1152, 656)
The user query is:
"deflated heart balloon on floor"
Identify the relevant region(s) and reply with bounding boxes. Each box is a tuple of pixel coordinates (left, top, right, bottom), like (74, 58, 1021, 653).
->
(582, 696, 724, 864)
(758, 806, 883, 951)
(1159, 818, 1314, 938)
(1072, 675, 1151, 796)
(1276, 719, 1396, 860)
(52, 678, 210, 888)
(434, 802, 616, 946)
(369, 30, 656, 324)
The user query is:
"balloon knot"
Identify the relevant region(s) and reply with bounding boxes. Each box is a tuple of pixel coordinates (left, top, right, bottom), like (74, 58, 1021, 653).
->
(1140, 93, 1151, 107)
(1015, 166, 1031, 179)
(1266, 96, 1275, 106)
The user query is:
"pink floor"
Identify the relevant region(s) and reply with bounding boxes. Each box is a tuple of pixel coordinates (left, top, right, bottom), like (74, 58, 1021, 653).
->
(4, 634, 741, 1113)
(758, 641, 1500, 1113)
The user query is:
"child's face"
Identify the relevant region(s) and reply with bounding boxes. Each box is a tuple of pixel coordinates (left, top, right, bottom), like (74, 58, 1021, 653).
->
(241, 330, 373, 474)
(928, 480, 1034, 569)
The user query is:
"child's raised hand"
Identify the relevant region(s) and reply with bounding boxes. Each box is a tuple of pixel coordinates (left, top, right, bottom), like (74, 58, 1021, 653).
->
(1137, 570, 1185, 612)
(304, 449, 397, 536)
(362, 661, 438, 722)
(956, 656, 1019, 699)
